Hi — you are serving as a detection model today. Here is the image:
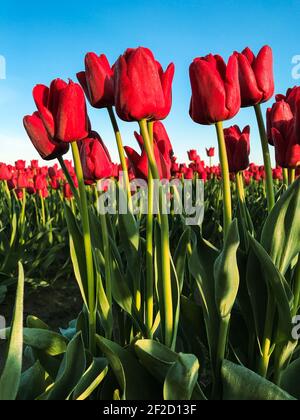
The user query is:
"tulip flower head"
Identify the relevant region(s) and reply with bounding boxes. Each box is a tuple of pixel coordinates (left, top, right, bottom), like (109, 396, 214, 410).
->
(77, 53, 115, 109)
(223, 125, 250, 173)
(114, 47, 175, 122)
(268, 88, 300, 168)
(189, 53, 241, 125)
(235, 46, 274, 108)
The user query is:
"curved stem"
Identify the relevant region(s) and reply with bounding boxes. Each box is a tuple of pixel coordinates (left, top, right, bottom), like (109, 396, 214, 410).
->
(107, 106, 132, 211)
(215, 121, 232, 239)
(71, 142, 96, 354)
(254, 104, 275, 213)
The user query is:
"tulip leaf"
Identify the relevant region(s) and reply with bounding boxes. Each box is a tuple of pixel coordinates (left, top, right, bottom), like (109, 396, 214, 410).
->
(21, 328, 68, 356)
(248, 236, 293, 342)
(17, 361, 46, 400)
(214, 219, 240, 319)
(0, 262, 24, 401)
(64, 204, 88, 307)
(173, 228, 191, 292)
(46, 332, 86, 400)
(163, 353, 199, 401)
(221, 360, 296, 400)
(281, 358, 300, 399)
(188, 231, 219, 367)
(262, 177, 300, 275)
(135, 340, 206, 400)
(96, 336, 159, 400)
(72, 358, 109, 400)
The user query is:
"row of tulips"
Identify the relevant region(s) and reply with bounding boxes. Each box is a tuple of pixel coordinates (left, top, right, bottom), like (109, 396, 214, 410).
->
(0, 44, 299, 401)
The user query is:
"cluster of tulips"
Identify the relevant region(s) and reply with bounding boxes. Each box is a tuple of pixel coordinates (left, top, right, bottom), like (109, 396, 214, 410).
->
(0, 44, 299, 401)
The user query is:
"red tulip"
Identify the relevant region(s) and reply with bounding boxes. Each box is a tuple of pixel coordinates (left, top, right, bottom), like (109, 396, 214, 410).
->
(0, 164, 12, 181)
(15, 160, 26, 171)
(223, 125, 250, 173)
(32, 79, 89, 143)
(234, 46, 274, 107)
(80, 132, 114, 183)
(77, 53, 114, 109)
(17, 173, 28, 189)
(125, 135, 171, 181)
(63, 183, 73, 200)
(189, 53, 240, 124)
(187, 150, 199, 162)
(206, 147, 215, 157)
(268, 92, 300, 168)
(153, 121, 174, 161)
(34, 174, 47, 191)
(114, 47, 175, 122)
(24, 112, 69, 160)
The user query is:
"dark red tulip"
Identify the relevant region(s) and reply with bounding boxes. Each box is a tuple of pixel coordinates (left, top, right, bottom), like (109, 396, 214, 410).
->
(24, 112, 69, 160)
(77, 53, 114, 109)
(189, 53, 240, 124)
(114, 47, 175, 122)
(268, 91, 300, 168)
(224, 125, 250, 173)
(33, 79, 89, 143)
(234, 46, 274, 107)
(80, 132, 114, 183)
(188, 150, 199, 162)
(206, 147, 215, 157)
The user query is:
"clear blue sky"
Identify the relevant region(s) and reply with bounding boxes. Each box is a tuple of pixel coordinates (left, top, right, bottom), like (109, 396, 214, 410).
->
(0, 0, 299, 165)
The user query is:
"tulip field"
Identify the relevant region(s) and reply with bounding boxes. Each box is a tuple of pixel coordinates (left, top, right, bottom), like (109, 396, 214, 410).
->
(0, 45, 300, 402)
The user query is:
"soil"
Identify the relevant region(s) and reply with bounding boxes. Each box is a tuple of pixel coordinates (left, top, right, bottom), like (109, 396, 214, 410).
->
(0, 278, 82, 372)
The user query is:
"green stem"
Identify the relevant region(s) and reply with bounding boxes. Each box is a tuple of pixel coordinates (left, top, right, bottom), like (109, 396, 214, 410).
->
(4, 181, 12, 213)
(288, 169, 296, 186)
(40, 192, 46, 227)
(58, 156, 80, 203)
(146, 121, 154, 336)
(71, 142, 96, 354)
(97, 185, 113, 339)
(283, 168, 289, 187)
(107, 106, 132, 211)
(214, 314, 231, 399)
(254, 104, 275, 213)
(257, 295, 276, 378)
(139, 119, 173, 348)
(215, 121, 232, 239)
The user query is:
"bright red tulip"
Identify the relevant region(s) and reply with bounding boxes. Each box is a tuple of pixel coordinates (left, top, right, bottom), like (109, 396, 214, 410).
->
(0, 164, 12, 181)
(189, 53, 241, 124)
(24, 112, 69, 160)
(234, 46, 274, 107)
(15, 160, 26, 171)
(77, 53, 114, 109)
(80, 132, 114, 182)
(187, 150, 198, 162)
(224, 125, 250, 173)
(33, 79, 89, 143)
(114, 47, 175, 122)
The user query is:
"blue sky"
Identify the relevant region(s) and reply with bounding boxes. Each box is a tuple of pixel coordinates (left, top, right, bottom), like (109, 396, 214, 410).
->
(0, 0, 299, 165)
